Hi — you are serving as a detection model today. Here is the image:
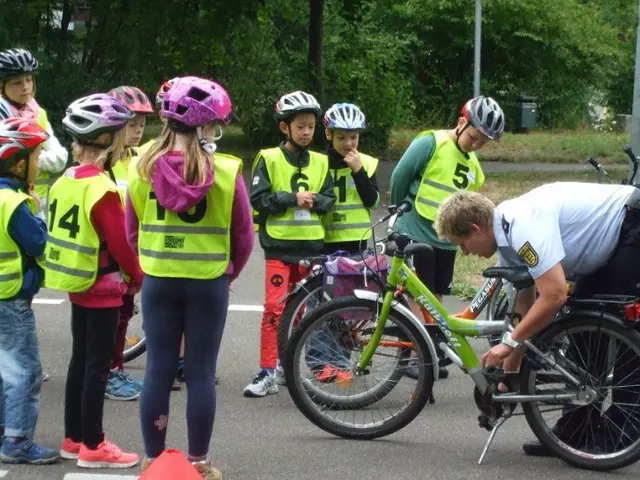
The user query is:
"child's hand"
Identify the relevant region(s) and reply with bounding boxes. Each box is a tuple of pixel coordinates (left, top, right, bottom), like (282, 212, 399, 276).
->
(343, 149, 362, 173)
(28, 184, 41, 211)
(296, 191, 315, 209)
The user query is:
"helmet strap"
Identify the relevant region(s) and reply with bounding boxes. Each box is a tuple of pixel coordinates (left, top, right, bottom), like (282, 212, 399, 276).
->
(286, 124, 308, 152)
(454, 122, 471, 157)
(196, 126, 217, 155)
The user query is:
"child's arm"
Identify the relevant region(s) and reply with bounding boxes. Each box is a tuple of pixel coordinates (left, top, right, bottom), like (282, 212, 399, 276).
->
(124, 192, 140, 254)
(229, 171, 254, 281)
(93, 191, 144, 288)
(390, 134, 436, 206)
(250, 156, 298, 214)
(310, 169, 336, 214)
(8, 202, 47, 257)
(38, 116, 69, 175)
(353, 169, 379, 209)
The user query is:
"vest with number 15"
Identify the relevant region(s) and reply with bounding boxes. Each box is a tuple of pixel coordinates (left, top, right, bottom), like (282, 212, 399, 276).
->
(262, 147, 328, 241)
(44, 171, 117, 292)
(414, 129, 485, 221)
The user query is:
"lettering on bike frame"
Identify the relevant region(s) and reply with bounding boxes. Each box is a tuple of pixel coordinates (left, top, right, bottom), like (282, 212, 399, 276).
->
(468, 277, 500, 316)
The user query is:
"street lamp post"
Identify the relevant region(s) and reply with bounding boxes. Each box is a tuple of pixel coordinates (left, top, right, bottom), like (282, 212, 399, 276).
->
(474, 0, 482, 97)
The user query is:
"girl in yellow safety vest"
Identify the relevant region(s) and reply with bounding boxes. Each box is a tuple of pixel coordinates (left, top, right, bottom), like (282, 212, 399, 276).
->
(103, 85, 155, 401)
(126, 76, 252, 479)
(0, 48, 68, 220)
(46, 93, 143, 469)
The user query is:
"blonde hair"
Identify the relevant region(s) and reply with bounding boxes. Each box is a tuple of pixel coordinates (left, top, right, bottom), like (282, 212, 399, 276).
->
(72, 129, 127, 169)
(434, 191, 495, 239)
(137, 123, 211, 185)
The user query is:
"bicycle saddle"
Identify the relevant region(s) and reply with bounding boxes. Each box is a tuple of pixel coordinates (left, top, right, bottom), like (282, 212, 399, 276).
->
(482, 266, 534, 290)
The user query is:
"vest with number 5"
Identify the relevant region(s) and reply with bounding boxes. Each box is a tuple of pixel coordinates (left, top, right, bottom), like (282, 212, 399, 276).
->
(127, 155, 240, 279)
(414, 129, 485, 221)
(262, 147, 328, 241)
(44, 171, 117, 292)
(323, 153, 378, 243)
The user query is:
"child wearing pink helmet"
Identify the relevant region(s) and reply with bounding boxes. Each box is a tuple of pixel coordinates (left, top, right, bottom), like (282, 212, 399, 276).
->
(126, 76, 253, 479)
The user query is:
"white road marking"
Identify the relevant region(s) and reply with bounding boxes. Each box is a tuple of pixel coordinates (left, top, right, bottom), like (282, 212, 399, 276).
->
(63, 474, 140, 480)
(228, 304, 264, 312)
(33, 298, 65, 305)
(30, 297, 264, 312)
(0, 470, 7, 478)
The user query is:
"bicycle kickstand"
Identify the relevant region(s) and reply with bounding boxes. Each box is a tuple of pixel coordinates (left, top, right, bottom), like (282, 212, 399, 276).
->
(477, 415, 508, 465)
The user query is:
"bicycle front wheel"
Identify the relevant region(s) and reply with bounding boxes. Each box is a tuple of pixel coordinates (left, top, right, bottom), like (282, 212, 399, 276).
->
(283, 295, 435, 440)
(521, 316, 640, 471)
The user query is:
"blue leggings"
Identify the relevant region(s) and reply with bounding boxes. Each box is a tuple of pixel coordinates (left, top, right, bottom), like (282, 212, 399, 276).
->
(139, 274, 229, 459)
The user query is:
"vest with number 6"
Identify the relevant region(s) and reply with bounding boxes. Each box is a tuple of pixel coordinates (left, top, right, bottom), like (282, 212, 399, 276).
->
(263, 148, 327, 241)
(44, 172, 117, 292)
(323, 153, 379, 243)
(414, 129, 485, 221)
(128, 155, 240, 279)
(34, 109, 52, 200)
(0, 189, 36, 299)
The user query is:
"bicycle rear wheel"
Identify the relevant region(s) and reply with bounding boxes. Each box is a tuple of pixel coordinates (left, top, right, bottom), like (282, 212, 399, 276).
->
(123, 301, 146, 363)
(283, 295, 435, 440)
(521, 316, 640, 471)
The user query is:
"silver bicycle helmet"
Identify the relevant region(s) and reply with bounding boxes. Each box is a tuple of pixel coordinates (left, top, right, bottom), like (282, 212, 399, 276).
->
(461, 96, 504, 141)
(323, 103, 366, 130)
(0, 49, 39, 79)
(0, 97, 14, 120)
(63, 93, 134, 140)
(274, 90, 322, 121)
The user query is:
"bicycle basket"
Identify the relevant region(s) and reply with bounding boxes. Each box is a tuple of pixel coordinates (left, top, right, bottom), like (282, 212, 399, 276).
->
(322, 251, 389, 299)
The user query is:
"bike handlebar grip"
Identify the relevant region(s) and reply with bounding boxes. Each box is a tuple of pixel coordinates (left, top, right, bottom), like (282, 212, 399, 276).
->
(396, 201, 412, 215)
(587, 157, 599, 168)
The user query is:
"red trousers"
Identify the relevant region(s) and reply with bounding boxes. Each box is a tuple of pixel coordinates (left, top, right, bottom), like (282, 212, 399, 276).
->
(260, 259, 307, 369)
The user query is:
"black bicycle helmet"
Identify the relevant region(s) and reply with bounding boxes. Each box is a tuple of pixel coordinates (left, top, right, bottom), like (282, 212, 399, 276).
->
(0, 49, 39, 80)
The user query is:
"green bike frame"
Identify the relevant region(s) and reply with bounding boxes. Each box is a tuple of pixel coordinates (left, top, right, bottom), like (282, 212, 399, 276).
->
(357, 254, 506, 388)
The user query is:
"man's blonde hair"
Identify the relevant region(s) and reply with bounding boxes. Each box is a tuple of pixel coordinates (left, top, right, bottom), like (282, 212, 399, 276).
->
(435, 191, 495, 239)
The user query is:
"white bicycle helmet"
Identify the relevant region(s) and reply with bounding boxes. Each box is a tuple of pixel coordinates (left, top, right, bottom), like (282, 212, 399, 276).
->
(461, 96, 505, 141)
(0, 97, 14, 120)
(274, 90, 322, 121)
(323, 103, 366, 130)
(63, 93, 134, 141)
(0, 48, 39, 79)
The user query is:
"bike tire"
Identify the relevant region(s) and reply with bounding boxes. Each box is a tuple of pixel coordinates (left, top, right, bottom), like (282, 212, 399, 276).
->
(277, 275, 325, 363)
(284, 296, 435, 440)
(521, 316, 640, 471)
(123, 337, 147, 363)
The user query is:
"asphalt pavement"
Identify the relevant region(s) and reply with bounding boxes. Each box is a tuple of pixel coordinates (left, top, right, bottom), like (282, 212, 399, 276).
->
(3, 214, 640, 479)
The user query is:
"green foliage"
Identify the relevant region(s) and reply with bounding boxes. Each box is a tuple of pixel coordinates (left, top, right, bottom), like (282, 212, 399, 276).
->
(0, 0, 635, 145)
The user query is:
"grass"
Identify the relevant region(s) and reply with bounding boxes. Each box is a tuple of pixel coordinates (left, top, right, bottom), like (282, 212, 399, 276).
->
(450, 169, 629, 299)
(386, 128, 631, 164)
(142, 120, 632, 165)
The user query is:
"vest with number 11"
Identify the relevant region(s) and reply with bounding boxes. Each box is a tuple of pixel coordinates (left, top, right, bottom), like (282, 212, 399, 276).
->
(44, 171, 117, 292)
(323, 153, 378, 243)
(128, 155, 240, 279)
(414, 129, 485, 221)
(262, 147, 328, 241)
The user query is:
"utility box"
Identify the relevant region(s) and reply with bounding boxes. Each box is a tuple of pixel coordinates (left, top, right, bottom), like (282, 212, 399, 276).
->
(516, 94, 537, 132)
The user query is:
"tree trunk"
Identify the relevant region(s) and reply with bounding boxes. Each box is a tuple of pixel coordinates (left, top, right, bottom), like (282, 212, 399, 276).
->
(59, 0, 74, 58)
(308, 0, 325, 105)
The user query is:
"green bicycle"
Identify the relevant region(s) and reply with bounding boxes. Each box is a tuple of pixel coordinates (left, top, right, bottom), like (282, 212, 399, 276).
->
(283, 203, 640, 472)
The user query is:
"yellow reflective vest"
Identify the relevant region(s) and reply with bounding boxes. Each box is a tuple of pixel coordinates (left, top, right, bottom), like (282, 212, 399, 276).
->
(414, 129, 485, 221)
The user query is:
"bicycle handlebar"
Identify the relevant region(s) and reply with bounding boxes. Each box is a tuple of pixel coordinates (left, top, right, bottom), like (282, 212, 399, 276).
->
(623, 145, 639, 185)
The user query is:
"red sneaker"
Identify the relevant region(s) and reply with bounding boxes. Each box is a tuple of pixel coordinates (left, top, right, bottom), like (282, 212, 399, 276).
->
(60, 438, 82, 460)
(77, 440, 139, 469)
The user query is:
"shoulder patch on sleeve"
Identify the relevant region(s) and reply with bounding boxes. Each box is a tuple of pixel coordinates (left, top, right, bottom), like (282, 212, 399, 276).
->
(517, 241, 539, 268)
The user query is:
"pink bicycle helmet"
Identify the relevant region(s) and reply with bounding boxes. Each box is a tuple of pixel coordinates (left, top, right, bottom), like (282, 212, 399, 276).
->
(160, 76, 233, 128)
(63, 93, 134, 140)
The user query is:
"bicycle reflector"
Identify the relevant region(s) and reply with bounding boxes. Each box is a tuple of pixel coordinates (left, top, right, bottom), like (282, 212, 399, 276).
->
(624, 302, 640, 322)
